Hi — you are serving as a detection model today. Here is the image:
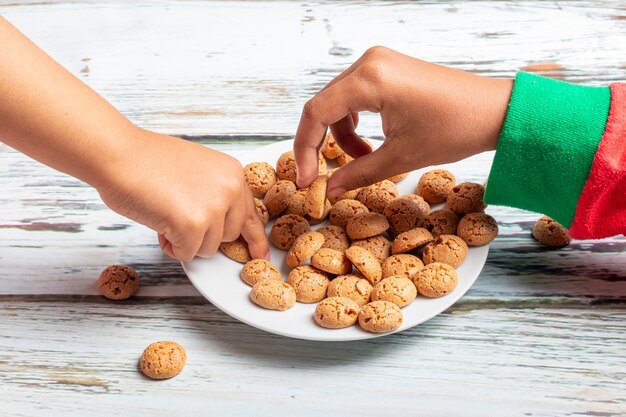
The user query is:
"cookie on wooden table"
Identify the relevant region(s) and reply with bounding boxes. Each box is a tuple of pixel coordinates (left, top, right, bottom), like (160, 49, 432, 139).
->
(532, 216, 571, 247)
(97, 265, 140, 300)
(139, 341, 186, 380)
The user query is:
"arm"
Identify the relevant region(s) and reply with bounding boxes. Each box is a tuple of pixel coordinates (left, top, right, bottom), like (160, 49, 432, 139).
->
(0, 17, 269, 260)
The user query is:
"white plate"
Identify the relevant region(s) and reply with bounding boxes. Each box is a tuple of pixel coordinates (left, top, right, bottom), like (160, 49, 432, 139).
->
(182, 139, 488, 341)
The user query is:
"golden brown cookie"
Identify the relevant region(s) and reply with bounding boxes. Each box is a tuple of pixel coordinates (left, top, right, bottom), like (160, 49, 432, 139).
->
(345, 246, 383, 285)
(276, 151, 298, 183)
(286, 231, 326, 268)
(350, 235, 391, 264)
(317, 225, 350, 253)
(422, 235, 468, 268)
(412, 262, 458, 298)
(240, 259, 282, 286)
(243, 162, 277, 198)
(532, 216, 571, 247)
(314, 297, 360, 329)
(346, 212, 390, 240)
(456, 212, 498, 247)
(305, 175, 329, 219)
(388, 172, 409, 183)
(384, 196, 429, 236)
(286, 265, 330, 303)
(264, 180, 297, 218)
(381, 254, 424, 279)
(336, 152, 354, 166)
(428, 209, 460, 238)
(284, 188, 307, 217)
(417, 169, 456, 204)
(139, 341, 186, 380)
(310, 248, 353, 275)
(321, 132, 345, 160)
(97, 265, 140, 300)
(269, 214, 311, 250)
(358, 300, 403, 333)
(371, 276, 417, 308)
(219, 236, 252, 263)
(327, 274, 373, 306)
(391, 227, 433, 254)
(254, 198, 269, 225)
(327, 169, 360, 203)
(250, 279, 297, 311)
(447, 182, 487, 216)
(329, 199, 369, 229)
(357, 180, 399, 213)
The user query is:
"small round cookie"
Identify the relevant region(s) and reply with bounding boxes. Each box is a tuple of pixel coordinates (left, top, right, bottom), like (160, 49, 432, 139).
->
(219, 236, 252, 263)
(254, 198, 269, 225)
(139, 341, 186, 380)
(286, 231, 326, 268)
(388, 172, 409, 183)
(250, 280, 297, 311)
(310, 248, 353, 275)
(345, 246, 383, 285)
(284, 188, 307, 217)
(412, 262, 458, 298)
(346, 212, 390, 240)
(417, 169, 456, 204)
(314, 297, 360, 329)
(336, 152, 354, 166)
(391, 227, 434, 254)
(384, 196, 429, 236)
(532, 216, 571, 247)
(97, 265, 140, 300)
(382, 254, 424, 279)
(317, 225, 350, 253)
(428, 209, 460, 238)
(286, 265, 330, 303)
(305, 175, 329, 219)
(276, 151, 298, 183)
(457, 212, 498, 247)
(269, 214, 311, 250)
(358, 301, 403, 333)
(371, 276, 417, 308)
(243, 162, 277, 198)
(447, 182, 487, 216)
(328, 188, 359, 204)
(327, 274, 373, 306)
(357, 180, 399, 214)
(240, 259, 281, 286)
(321, 132, 345, 160)
(264, 180, 296, 218)
(351, 235, 391, 264)
(329, 199, 369, 229)
(422, 235, 468, 268)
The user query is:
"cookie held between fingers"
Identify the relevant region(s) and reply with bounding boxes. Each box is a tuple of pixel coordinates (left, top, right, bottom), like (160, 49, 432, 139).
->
(139, 341, 186, 380)
(327, 274, 373, 306)
(422, 235, 468, 268)
(532, 216, 571, 247)
(321, 132, 345, 160)
(447, 182, 487, 216)
(286, 231, 326, 268)
(240, 259, 281, 286)
(391, 227, 433, 254)
(371, 276, 417, 308)
(417, 169, 456, 204)
(358, 300, 403, 333)
(412, 262, 458, 298)
(456, 212, 498, 247)
(305, 175, 330, 219)
(250, 280, 297, 311)
(314, 297, 360, 329)
(381, 254, 424, 279)
(269, 214, 311, 250)
(346, 212, 389, 240)
(219, 236, 252, 263)
(310, 248, 353, 275)
(97, 265, 140, 300)
(243, 162, 277, 198)
(286, 265, 330, 303)
(345, 246, 383, 285)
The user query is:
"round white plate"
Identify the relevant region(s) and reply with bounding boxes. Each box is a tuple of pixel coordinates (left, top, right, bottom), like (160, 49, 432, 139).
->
(182, 139, 488, 341)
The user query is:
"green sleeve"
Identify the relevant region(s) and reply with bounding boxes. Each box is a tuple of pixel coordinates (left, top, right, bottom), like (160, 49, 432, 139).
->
(484, 72, 610, 226)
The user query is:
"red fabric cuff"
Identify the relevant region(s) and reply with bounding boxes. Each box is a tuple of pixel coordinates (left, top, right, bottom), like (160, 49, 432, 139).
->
(570, 83, 626, 239)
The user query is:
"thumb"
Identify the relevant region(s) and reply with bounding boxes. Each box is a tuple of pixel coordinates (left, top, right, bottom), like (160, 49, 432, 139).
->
(240, 190, 270, 260)
(327, 139, 404, 199)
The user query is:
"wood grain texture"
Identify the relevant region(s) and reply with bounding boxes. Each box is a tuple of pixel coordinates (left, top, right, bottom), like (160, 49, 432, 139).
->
(0, 1, 625, 416)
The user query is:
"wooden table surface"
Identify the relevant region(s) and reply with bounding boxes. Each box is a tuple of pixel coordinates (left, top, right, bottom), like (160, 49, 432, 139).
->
(1, 1, 625, 416)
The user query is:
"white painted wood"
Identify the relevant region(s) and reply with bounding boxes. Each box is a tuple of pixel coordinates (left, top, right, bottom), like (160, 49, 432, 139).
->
(0, 1, 625, 415)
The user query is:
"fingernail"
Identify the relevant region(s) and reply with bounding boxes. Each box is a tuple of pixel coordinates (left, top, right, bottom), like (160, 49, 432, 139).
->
(327, 186, 346, 199)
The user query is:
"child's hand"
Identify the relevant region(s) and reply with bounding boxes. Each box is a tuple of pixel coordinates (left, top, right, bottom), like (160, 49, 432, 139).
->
(293, 46, 513, 197)
(97, 130, 269, 261)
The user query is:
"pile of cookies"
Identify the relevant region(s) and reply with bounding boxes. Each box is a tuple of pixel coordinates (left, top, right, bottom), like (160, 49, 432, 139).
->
(221, 134, 499, 334)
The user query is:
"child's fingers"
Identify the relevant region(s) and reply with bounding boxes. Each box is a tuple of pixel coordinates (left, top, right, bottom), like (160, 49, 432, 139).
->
(329, 114, 372, 158)
(240, 192, 270, 260)
(196, 223, 224, 258)
(158, 233, 176, 259)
